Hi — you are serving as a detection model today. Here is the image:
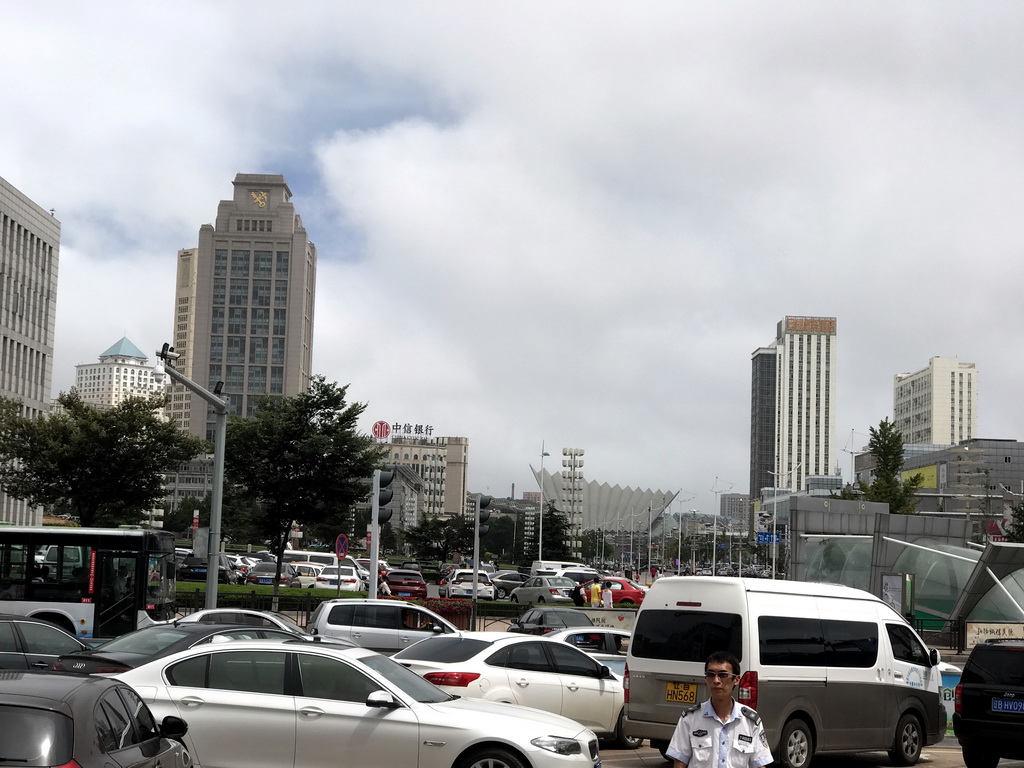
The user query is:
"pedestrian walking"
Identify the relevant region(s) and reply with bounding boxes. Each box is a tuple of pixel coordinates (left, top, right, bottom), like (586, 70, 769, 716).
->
(666, 651, 772, 768)
(570, 582, 585, 607)
(589, 580, 601, 605)
(601, 581, 614, 608)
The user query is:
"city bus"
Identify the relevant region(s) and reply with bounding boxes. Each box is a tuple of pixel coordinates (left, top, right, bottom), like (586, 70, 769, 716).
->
(0, 526, 177, 640)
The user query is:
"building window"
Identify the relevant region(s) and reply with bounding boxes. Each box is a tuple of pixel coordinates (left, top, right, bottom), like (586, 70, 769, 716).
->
(275, 251, 289, 278)
(251, 308, 269, 335)
(214, 250, 228, 276)
(252, 279, 271, 307)
(225, 365, 244, 390)
(213, 278, 226, 306)
(249, 337, 268, 364)
(229, 279, 249, 306)
(231, 250, 251, 277)
(248, 366, 267, 392)
(270, 367, 283, 394)
(273, 310, 286, 336)
(226, 337, 245, 363)
(271, 338, 285, 364)
(228, 308, 247, 334)
(209, 336, 223, 363)
(253, 251, 272, 277)
(274, 281, 288, 307)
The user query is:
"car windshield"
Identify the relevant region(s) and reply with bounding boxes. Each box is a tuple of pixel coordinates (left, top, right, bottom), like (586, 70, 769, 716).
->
(0, 707, 73, 767)
(388, 571, 423, 581)
(393, 636, 491, 663)
(361, 653, 453, 703)
(94, 628, 191, 653)
(455, 573, 490, 583)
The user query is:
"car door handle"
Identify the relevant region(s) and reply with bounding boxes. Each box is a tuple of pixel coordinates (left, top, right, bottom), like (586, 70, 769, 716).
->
(299, 706, 325, 718)
(894, 671, 903, 679)
(515, 678, 530, 687)
(179, 696, 206, 708)
(30, 661, 50, 669)
(566, 683, 579, 692)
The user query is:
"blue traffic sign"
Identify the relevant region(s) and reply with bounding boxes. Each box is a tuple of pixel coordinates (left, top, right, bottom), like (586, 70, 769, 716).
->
(335, 534, 349, 558)
(756, 532, 780, 545)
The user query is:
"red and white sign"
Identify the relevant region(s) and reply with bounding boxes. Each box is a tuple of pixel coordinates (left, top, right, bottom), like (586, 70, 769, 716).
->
(372, 420, 391, 440)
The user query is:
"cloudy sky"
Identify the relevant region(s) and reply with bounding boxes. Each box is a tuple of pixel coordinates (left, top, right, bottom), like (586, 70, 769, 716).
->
(4, 3, 1023, 517)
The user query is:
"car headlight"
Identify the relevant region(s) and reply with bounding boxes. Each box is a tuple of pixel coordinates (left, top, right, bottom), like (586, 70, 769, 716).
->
(531, 736, 582, 755)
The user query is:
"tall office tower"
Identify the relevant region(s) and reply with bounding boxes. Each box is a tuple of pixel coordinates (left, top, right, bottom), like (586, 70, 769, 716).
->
(893, 356, 977, 445)
(0, 176, 60, 525)
(171, 175, 316, 441)
(749, 346, 777, 498)
(749, 316, 837, 497)
(74, 337, 165, 413)
(381, 436, 469, 519)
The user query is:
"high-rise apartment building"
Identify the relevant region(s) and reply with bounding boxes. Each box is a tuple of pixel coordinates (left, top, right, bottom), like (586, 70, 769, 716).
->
(0, 176, 60, 525)
(749, 316, 837, 497)
(894, 357, 976, 445)
(74, 337, 165, 412)
(381, 436, 470, 519)
(170, 175, 316, 440)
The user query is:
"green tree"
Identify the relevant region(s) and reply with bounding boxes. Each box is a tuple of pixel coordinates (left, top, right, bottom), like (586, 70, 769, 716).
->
(520, 503, 573, 564)
(0, 391, 205, 526)
(861, 418, 923, 514)
(1006, 501, 1024, 543)
(223, 376, 385, 591)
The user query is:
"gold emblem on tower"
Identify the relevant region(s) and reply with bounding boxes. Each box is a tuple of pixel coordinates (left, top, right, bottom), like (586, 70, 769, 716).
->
(250, 190, 268, 208)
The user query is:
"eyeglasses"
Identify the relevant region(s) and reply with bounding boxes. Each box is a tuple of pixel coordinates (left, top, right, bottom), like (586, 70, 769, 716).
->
(704, 671, 737, 680)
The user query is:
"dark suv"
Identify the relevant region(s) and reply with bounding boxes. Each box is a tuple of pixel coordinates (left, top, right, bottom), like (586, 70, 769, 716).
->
(954, 638, 1024, 768)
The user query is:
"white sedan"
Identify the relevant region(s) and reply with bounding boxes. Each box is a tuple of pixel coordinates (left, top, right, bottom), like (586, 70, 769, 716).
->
(393, 631, 640, 749)
(163, 608, 308, 635)
(439, 569, 496, 600)
(117, 640, 600, 768)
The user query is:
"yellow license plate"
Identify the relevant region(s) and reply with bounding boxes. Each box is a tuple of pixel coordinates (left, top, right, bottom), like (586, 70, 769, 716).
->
(665, 681, 698, 704)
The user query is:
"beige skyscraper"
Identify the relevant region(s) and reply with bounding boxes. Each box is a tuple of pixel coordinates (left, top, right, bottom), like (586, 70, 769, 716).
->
(0, 175, 60, 525)
(170, 175, 316, 439)
(894, 356, 976, 445)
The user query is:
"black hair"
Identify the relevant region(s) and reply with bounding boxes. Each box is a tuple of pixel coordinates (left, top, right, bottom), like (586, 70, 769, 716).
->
(705, 651, 741, 677)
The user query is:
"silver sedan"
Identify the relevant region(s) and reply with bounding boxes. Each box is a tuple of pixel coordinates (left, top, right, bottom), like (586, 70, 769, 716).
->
(509, 575, 576, 604)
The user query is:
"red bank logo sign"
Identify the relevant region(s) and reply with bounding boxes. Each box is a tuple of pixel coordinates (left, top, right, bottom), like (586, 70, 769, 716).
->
(372, 421, 391, 440)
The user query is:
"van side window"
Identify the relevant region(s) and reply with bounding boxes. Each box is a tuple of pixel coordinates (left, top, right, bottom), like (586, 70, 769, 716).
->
(327, 604, 356, 626)
(759, 617, 826, 666)
(355, 605, 399, 630)
(886, 624, 928, 666)
(632, 610, 743, 663)
(823, 620, 877, 667)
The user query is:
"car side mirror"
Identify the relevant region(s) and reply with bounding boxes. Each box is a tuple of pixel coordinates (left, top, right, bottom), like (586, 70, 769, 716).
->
(600, 665, 613, 679)
(431, 624, 444, 634)
(929, 648, 940, 667)
(366, 690, 402, 709)
(161, 715, 189, 739)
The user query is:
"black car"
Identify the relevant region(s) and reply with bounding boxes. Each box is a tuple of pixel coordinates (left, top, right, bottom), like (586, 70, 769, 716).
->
(507, 606, 595, 635)
(53, 622, 299, 674)
(177, 555, 241, 584)
(491, 571, 530, 599)
(0, 670, 190, 768)
(954, 638, 1024, 768)
(0, 613, 90, 670)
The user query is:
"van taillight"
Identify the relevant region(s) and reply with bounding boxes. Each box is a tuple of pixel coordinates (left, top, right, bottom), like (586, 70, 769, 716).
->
(738, 670, 757, 709)
(623, 663, 630, 703)
(53, 760, 83, 768)
(954, 683, 962, 714)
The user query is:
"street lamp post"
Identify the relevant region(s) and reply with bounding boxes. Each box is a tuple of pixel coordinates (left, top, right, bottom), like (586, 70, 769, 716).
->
(537, 443, 549, 561)
(767, 463, 800, 580)
(154, 344, 227, 610)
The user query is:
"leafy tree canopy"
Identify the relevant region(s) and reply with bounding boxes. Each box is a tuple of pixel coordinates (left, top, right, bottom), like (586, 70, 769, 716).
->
(0, 391, 205, 526)
(860, 418, 923, 515)
(223, 376, 385, 588)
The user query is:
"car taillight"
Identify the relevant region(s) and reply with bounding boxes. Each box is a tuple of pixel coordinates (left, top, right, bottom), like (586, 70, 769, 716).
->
(737, 670, 757, 709)
(53, 760, 84, 768)
(423, 671, 481, 687)
(548, 589, 561, 595)
(955, 683, 962, 713)
(623, 663, 630, 703)
(96, 665, 130, 674)
(343, 578, 356, 583)
(52, 661, 66, 671)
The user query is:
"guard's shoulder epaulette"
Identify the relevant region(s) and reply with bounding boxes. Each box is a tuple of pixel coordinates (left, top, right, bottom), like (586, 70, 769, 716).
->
(683, 703, 702, 716)
(740, 706, 762, 726)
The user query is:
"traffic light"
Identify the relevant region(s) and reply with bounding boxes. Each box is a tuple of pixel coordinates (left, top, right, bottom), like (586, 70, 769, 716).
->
(376, 468, 395, 524)
(478, 495, 492, 537)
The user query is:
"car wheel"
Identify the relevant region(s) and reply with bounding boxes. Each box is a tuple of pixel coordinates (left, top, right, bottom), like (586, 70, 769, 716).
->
(963, 745, 1000, 768)
(458, 746, 527, 768)
(610, 708, 642, 750)
(510, 595, 518, 603)
(620, 599, 635, 605)
(778, 718, 813, 768)
(537, 596, 546, 603)
(497, 587, 508, 599)
(888, 713, 922, 766)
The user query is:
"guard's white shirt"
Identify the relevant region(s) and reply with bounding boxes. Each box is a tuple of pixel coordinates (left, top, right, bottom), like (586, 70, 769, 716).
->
(666, 699, 773, 768)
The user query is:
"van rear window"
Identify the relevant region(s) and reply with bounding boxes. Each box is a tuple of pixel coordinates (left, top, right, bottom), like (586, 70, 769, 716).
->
(632, 610, 742, 662)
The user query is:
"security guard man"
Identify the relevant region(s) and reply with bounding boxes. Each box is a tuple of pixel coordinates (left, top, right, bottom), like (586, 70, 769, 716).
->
(666, 651, 773, 768)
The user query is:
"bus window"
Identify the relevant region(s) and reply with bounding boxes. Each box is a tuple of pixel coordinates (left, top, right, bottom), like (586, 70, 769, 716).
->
(0, 544, 28, 599)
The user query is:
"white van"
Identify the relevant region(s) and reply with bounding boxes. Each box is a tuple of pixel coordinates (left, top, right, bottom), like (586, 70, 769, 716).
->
(530, 560, 588, 576)
(624, 577, 945, 768)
